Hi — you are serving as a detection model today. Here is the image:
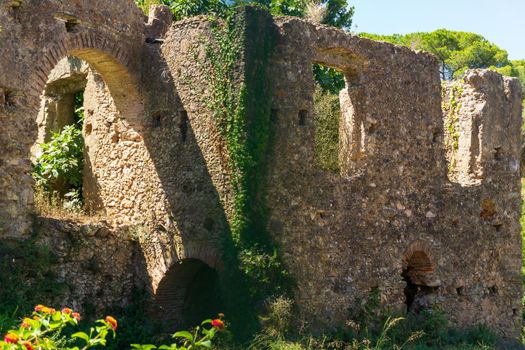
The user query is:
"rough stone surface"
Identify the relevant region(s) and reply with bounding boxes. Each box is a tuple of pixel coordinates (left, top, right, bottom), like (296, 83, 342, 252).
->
(0, 1, 523, 338)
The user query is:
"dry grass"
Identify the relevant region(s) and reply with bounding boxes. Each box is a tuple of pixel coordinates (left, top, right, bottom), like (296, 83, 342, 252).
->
(33, 186, 105, 223)
(305, 0, 327, 24)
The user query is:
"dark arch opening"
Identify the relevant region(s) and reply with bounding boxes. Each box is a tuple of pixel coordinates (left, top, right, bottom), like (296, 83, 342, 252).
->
(402, 251, 440, 313)
(154, 259, 224, 331)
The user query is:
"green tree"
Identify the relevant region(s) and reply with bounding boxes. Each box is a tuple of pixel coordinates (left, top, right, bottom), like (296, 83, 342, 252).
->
(135, 0, 354, 29)
(361, 30, 510, 80)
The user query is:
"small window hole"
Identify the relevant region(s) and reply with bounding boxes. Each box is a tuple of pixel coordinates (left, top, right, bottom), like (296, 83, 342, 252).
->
(152, 113, 162, 128)
(65, 19, 80, 33)
(298, 110, 308, 126)
(270, 109, 278, 124)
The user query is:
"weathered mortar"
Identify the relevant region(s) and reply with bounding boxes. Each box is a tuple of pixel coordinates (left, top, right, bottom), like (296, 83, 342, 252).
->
(0, 1, 523, 338)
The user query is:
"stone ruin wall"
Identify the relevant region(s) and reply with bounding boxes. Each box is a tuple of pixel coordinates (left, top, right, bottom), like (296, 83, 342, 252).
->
(0, 0, 523, 338)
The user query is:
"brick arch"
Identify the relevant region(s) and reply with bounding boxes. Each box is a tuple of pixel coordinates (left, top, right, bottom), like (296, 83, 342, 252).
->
(402, 240, 436, 271)
(27, 31, 143, 125)
(401, 241, 440, 312)
(153, 258, 224, 331)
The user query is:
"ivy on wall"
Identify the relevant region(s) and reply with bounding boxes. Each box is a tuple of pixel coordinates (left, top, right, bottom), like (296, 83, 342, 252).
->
(200, 6, 292, 337)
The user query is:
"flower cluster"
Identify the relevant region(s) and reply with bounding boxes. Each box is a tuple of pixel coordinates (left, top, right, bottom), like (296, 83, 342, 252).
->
(0, 305, 117, 350)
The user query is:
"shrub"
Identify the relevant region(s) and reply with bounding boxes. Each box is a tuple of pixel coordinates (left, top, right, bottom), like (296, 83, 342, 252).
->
(131, 314, 226, 350)
(0, 305, 117, 350)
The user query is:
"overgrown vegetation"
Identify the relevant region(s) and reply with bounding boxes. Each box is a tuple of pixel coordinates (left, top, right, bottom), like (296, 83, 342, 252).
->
(0, 238, 65, 335)
(314, 86, 340, 173)
(200, 7, 292, 337)
(134, 0, 354, 30)
(32, 91, 85, 212)
(442, 81, 464, 173)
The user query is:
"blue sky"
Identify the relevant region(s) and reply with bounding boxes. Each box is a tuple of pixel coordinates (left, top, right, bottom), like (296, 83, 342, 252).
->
(352, 0, 525, 60)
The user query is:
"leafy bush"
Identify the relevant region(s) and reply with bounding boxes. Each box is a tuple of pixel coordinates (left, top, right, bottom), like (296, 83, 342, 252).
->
(32, 124, 84, 194)
(0, 305, 117, 350)
(131, 315, 226, 350)
(32, 97, 84, 212)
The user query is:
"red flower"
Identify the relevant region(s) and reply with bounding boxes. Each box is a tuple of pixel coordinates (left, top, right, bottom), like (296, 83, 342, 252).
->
(61, 308, 72, 315)
(105, 316, 117, 330)
(35, 305, 54, 314)
(4, 333, 19, 344)
(72, 312, 81, 321)
(21, 318, 31, 329)
(23, 342, 34, 350)
(211, 319, 224, 331)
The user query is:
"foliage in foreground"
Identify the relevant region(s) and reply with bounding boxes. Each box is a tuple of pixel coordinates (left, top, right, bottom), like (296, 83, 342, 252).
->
(0, 297, 504, 350)
(0, 305, 117, 350)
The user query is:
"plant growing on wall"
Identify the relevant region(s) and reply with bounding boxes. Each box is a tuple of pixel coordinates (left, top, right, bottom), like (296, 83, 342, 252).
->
(32, 95, 85, 211)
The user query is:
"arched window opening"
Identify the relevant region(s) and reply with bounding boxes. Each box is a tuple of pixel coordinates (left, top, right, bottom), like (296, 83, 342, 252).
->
(32, 57, 88, 212)
(402, 251, 440, 313)
(154, 259, 224, 332)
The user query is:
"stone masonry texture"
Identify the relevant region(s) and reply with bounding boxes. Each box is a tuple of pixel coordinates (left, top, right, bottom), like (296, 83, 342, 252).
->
(0, 0, 523, 338)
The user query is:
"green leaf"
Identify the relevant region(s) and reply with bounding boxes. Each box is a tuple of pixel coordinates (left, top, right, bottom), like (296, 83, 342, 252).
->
(197, 340, 212, 348)
(131, 345, 158, 350)
(173, 331, 193, 341)
(72, 331, 90, 343)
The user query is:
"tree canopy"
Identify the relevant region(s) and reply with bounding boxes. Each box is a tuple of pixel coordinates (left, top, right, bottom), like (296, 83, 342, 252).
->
(360, 29, 513, 80)
(135, 0, 354, 30)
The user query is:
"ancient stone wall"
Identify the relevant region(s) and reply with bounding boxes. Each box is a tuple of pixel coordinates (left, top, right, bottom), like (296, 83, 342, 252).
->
(0, 1, 523, 338)
(263, 19, 523, 336)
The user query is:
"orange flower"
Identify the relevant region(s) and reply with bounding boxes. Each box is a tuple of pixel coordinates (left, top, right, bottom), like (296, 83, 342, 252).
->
(72, 312, 81, 321)
(4, 333, 19, 344)
(105, 316, 117, 330)
(21, 318, 31, 329)
(61, 308, 72, 315)
(211, 319, 224, 331)
(23, 342, 34, 350)
(35, 305, 55, 314)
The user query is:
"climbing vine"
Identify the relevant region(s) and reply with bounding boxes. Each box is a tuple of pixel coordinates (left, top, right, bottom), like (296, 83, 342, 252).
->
(200, 7, 292, 336)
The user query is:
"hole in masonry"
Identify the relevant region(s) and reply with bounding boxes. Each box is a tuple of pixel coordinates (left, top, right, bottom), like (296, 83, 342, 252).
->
(513, 308, 519, 316)
(432, 129, 441, 143)
(65, 19, 80, 33)
(488, 285, 498, 295)
(152, 112, 162, 128)
(203, 217, 214, 232)
(179, 110, 188, 142)
(270, 109, 278, 124)
(298, 109, 308, 126)
(494, 147, 502, 161)
(402, 250, 439, 313)
(2, 89, 17, 107)
(154, 259, 224, 332)
(367, 121, 378, 134)
(493, 223, 503, 232)
(456, 287, 464, 296)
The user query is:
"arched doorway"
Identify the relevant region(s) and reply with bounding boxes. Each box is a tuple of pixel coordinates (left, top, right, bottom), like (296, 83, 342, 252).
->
(402, 249, 440, 313)
(154, 259, 224, 332)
